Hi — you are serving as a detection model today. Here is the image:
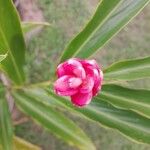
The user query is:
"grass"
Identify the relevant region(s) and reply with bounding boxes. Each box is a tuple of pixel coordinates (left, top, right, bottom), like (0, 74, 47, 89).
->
(16, 0, 150, 149)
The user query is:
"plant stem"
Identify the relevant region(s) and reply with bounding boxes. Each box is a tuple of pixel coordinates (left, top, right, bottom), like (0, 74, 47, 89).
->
(13, 80, 52, 90)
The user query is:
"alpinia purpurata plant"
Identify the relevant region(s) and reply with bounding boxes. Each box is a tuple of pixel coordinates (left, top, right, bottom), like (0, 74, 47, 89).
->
(0, 0, 150, 149)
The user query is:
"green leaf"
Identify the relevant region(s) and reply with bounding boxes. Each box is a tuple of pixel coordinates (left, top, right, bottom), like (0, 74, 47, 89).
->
(0, 54, 7, 63)
(0, 89, 13, 150)
(13, 136, 41, 150)
(0, 137, 41, 150)
(104, 56, 150, 81)
(99, 84, 150, 119)
(21, 22, 50, 34)
(13, 90, 96, 150)
(46, 89, 150, 144)
(82, 99, 150, 144)
(60, 0, 150, 61)
(0, 0, 26, 85)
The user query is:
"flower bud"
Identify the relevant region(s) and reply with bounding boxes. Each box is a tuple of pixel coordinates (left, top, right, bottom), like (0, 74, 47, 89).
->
(54, 58, 103, 107)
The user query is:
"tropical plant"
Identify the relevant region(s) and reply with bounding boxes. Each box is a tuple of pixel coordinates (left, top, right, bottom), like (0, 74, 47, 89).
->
(0, 0, 150, 149)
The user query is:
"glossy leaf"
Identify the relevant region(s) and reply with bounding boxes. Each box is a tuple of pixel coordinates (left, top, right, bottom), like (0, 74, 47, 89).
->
(104, 56, 150, 81)
(0, 0, 26, 85)
(0, 54, 7, 63)
(13, 91, 95, 150)
(0, 137, 41, 150)
(0, 90, 13, 150)
(21, 22, 50, 34)
(60, 0, 150, 61)
(99, 84, 150, 118)
(46, 89, 150, 144)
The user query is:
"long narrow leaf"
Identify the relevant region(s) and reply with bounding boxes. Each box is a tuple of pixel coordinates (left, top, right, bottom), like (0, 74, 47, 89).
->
(46, 89, 150, 144)
(60, 0, 121, 61)
(13, 91, 95, 150)
(60, 0, 150, 61)
(0, 90, 13, 150)
(104, 56, 150, 81)
(81, 98, 150, 144)
(13, 136, 41, 150)
(0, 136, 41, 150)
(0, 0, 26, 85)
(99, 84, 150, 119)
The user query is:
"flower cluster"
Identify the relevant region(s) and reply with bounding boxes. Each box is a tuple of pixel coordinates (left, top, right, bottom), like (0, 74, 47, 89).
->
(54, 58, 103, 107)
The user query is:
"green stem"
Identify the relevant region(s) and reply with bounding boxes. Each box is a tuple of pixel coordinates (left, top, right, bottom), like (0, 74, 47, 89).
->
(13, 80, 52, 90)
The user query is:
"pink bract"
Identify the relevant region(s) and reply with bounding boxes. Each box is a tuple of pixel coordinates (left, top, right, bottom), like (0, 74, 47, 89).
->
(54, 58, 103, 107)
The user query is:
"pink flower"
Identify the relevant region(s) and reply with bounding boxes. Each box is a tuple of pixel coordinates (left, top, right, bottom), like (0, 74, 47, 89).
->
(54, 58, 103, 107)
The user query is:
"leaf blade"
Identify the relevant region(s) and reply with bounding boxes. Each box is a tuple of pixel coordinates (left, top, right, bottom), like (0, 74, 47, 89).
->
(13, 90, 96, 150)
(99, 84, 150, 119)
(104, 56, 150, 81)
(60, 0, 122, 61)
(13, 136, 41, 150)
(0, 89, 13, 150)
(0, 136, 41, 150)
(46, 89, 150, 144)
(82, 99, 150, 144)
(60, 0, 150, 61)
(0, 0, 26, 85)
